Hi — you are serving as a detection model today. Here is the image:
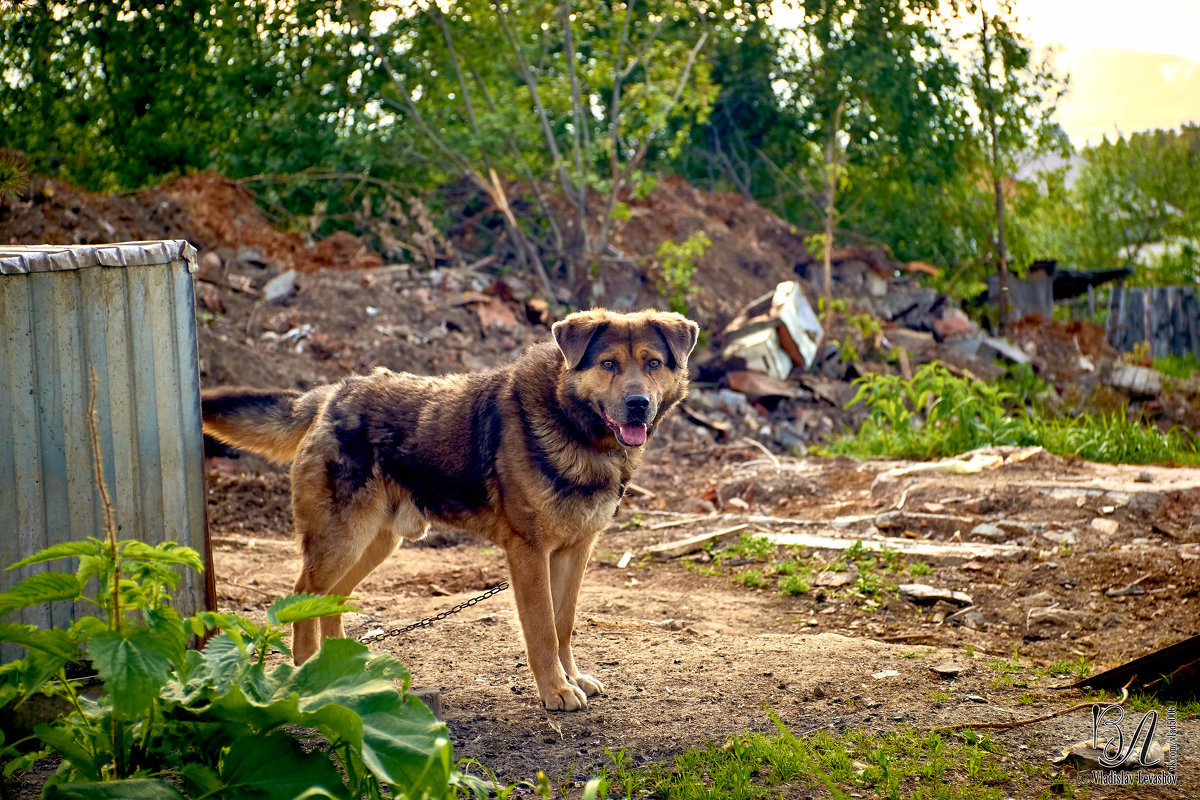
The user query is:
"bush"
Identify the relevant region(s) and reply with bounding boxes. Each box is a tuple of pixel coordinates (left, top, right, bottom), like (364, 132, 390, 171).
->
(0, 535, 489, 799)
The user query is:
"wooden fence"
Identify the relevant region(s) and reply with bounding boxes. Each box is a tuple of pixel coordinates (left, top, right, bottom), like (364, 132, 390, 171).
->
(1105, 285, 1200, 357)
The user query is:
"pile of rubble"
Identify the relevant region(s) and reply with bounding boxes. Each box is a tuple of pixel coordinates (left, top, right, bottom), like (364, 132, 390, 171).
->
(3, 166, 1197, 451)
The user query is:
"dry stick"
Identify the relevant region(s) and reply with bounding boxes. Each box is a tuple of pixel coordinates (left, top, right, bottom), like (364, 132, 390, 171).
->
(740, 436, 780, 472)
(217, 578, 276, 599)
(86, 367, 125, 777)
(931, 677, 1135, 735)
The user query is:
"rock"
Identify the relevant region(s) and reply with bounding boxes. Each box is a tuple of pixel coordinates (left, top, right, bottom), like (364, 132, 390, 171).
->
(1016, 591, 1056, 608)
(969, 522, 1010, 542)
(724, 497, 750, 512)
(872, 670, 900, 679)
(945, 608, 986, 630)
(929, 661, 969, 678)
(931, 315, 978, 341)
(1090, 517, 1120, 535)
(898, 583, 973, 607)
(1026, 607, 1080, 632)
(1053, 740, 1167, 771)
(262, 268, 297, 303)
(813, 570, 855, 588)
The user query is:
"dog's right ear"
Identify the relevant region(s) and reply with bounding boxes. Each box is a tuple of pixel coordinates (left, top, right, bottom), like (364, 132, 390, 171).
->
(552, 312, 607, 370)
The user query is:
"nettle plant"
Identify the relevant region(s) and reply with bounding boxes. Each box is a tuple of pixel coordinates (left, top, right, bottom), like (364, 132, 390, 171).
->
(0, 533, 487, 800)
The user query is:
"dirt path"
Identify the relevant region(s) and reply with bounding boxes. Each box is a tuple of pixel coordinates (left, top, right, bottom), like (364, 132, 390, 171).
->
(209, 447, 1200, 796)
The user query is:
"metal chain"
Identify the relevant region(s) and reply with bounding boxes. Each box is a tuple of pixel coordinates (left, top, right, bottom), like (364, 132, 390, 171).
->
(357, 580, 510, 644)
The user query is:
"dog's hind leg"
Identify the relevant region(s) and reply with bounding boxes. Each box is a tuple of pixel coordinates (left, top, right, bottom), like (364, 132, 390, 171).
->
(291, 497, 391, 664)
(549, 535, 604, 698)
(318, 526, 401, 642)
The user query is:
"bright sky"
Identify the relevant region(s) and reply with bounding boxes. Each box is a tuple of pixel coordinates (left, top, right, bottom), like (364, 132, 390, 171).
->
(770, 0, 1200, 147)
(1012, 0, 1200, 144)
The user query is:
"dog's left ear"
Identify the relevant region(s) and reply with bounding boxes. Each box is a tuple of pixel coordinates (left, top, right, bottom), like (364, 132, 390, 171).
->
(652, 313, 700, 369)
(553, 312, 607, 370)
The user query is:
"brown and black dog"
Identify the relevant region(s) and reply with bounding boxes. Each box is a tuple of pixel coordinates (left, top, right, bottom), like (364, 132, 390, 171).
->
(201, 309, 699, 710)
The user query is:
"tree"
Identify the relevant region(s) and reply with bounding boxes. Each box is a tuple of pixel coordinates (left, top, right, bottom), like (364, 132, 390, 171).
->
(368, 0, 717, 297)
(958, 0, 1067, 329)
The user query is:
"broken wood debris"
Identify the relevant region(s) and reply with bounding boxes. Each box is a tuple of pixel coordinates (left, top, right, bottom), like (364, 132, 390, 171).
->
(646, 525, 751, 559)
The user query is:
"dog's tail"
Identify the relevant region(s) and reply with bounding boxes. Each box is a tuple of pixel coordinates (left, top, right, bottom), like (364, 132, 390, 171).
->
(201, 385, 331, 464)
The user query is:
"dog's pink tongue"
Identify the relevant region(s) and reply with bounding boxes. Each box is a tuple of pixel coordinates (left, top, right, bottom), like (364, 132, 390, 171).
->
(620, 423, 647, 446)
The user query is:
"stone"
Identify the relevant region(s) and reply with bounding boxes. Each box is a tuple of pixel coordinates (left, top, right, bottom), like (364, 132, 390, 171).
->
(872, 670, 900, 679)
(814, 570, 855, 588)
(1053, 740, 1167, 772)
(898, 583, 973, 607)
(1091, 517, 1120, 536)
(262, 268, 297, 303)
(1026, 607, 1080, 632)
(969, 522, 1010, 542)
(945, 608, 986, 630)
(929, 661, 968, 678)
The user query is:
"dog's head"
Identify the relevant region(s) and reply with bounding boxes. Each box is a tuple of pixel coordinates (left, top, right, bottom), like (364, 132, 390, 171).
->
(553, 309, 699, 447)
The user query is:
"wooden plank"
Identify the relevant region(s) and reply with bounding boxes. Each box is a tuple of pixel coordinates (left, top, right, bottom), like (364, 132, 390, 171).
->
(1106, 285, 1125, 351)
(647, 525, 750, 559)
(1151, 287, 1171, 358)
(763, 531, 1028, 560)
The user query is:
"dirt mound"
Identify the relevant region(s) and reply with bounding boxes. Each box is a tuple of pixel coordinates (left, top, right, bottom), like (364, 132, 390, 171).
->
(0, 169, 380, 274)
(610, 175, 817, 327)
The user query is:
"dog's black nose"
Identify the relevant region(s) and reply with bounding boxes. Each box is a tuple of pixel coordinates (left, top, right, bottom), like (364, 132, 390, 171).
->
(626, 395, 650, 413)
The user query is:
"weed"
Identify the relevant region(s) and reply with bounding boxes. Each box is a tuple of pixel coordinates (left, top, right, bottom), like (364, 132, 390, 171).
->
(778, 574, 811, 596)
(681, 558, 720, 577)
(656, 231, 710, 315)
(825, 361, 1200, 465)
(908, 561, 934, 577)
(733, 569, 768, 589)
(931, 689, 953, 703)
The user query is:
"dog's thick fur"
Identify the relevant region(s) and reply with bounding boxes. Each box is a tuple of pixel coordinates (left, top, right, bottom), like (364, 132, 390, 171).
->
(201, 309, 698, 710)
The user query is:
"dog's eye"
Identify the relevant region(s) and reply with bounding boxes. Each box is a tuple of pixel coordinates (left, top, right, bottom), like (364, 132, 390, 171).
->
(647, 358, 662, 370)
(600, 360, 617, 371)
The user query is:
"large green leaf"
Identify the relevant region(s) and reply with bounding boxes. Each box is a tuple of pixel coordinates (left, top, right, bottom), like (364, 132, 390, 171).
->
(7, 540, 100, 571)
(0, 622, 79, 661)
(216, 731, 349, 799)
(43, 779, 186, 799)
(87, 629, 171, 716)
(120, 541, 203, 572)
(0, 572, 82, 617)
(267, 593, 356, 625)
(183, 639, 450, 797)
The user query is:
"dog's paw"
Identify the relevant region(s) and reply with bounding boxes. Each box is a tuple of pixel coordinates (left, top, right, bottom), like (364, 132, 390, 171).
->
(568, 673, 605, 697)
(542, 682, 588, 711)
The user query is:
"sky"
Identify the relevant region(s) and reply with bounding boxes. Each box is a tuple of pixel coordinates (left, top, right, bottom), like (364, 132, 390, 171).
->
(770, 0, 1200, 147)
(1012, 0, 1200, 144)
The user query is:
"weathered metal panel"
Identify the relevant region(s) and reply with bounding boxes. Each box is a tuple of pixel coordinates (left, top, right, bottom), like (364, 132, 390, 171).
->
(0, 241, 208, 664)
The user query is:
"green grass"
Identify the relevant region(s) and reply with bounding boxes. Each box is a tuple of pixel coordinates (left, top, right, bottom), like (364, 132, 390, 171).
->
(588, 712, 1038, 800)
(1153, 353, 1200, 379)
(824, 362, 1200, 465)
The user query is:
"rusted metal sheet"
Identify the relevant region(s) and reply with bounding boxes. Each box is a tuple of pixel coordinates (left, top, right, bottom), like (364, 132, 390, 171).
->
(0, 241, 210, 664)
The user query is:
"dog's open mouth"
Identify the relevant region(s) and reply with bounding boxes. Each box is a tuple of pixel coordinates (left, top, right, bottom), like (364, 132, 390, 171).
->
(603, 413, 648, 447)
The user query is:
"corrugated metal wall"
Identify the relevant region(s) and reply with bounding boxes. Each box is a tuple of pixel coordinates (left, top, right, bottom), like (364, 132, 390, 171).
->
(0, 241, 211, 664)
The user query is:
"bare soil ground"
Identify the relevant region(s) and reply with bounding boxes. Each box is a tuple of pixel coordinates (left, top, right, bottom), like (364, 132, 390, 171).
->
(208, 444, 1200, 798)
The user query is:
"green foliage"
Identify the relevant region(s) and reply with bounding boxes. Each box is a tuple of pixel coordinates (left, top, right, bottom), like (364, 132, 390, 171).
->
(827, 362, 1200, 465)
(732, 570, 768, 590)
(777, 575, 811, 596)
(588, 713, 1016, 799)
(0, 538, 487, 800)
(1153, 354, 1200, 379)
(655, 232, 711, 315)
(714, 533, 775, 564)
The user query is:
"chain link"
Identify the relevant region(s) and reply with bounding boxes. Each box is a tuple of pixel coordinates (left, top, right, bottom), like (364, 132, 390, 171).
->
(357, 580, 510, 645)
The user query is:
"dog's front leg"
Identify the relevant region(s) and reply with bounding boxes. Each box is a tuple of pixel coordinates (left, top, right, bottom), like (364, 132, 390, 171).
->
(505, 538, 588, 711)
(550, 537, 604, 698)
